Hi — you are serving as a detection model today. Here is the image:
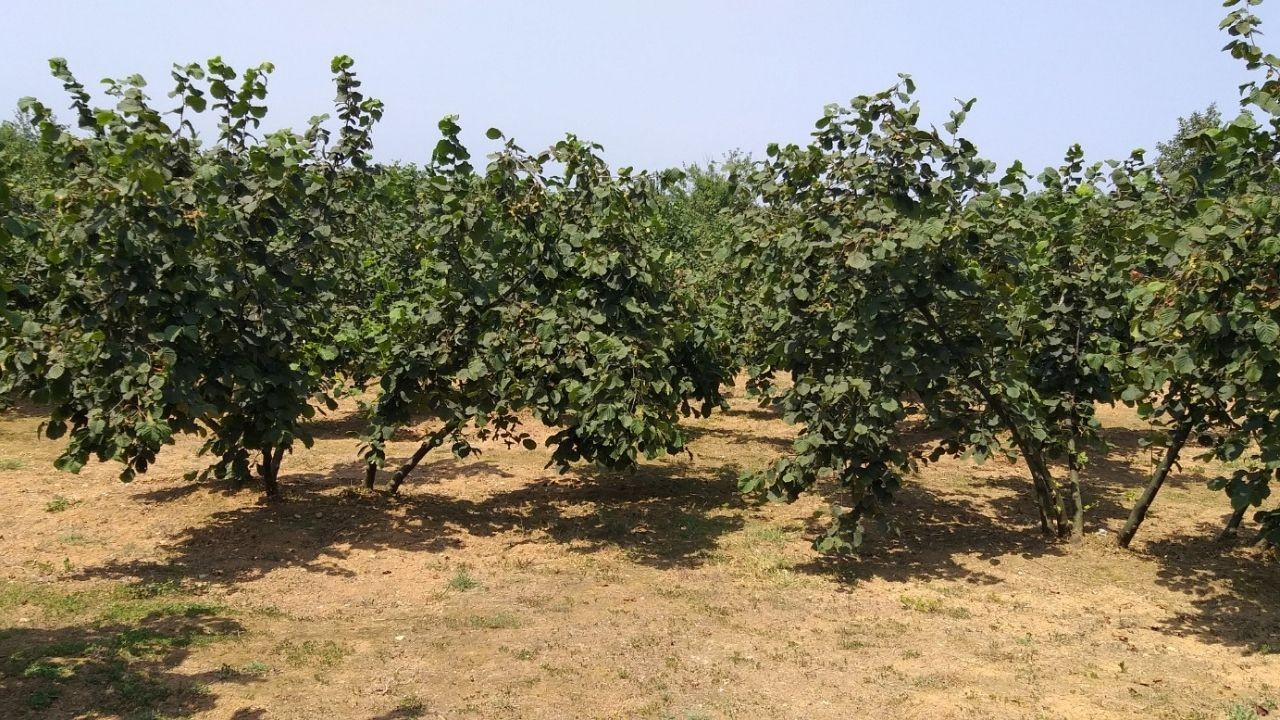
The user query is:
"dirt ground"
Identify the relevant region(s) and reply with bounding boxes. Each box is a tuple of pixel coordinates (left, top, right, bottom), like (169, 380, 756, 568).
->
(0, 388, 1276, 720)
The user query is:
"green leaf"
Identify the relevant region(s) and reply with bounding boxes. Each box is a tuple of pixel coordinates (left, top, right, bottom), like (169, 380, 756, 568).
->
(1256, 317, 1279, 344)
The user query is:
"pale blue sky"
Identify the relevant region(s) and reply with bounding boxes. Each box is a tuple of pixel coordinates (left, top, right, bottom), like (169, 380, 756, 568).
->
(1, 1, 1271, 173)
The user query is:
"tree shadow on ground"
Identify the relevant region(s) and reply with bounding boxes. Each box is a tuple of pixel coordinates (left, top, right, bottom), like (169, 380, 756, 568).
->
(793, 422, 1148, 588)
(1142, 523, 1280, 651)
(795, 474, 1067, 586)
(302, 411, 370, 441)
(728, 406, 786, 423)
(684, 423, 793, 451)
(80, 413, 1278, 655)
(0, 402, 47, 422)
(81, 458, 750, 586)
(0, 610, 256, 719)
(790, 425, 1280, 652)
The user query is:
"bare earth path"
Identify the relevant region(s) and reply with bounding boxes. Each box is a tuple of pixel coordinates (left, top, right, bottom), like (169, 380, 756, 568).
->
(0, 390, 1276, 719)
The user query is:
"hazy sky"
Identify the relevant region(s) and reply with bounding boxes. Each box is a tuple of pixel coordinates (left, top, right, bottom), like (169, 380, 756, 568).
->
(1, 1, 1272, 173)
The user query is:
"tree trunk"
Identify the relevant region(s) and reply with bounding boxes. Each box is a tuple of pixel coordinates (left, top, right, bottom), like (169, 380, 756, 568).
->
(914, 304, 1067, 536)
(389, 424, 457, 494)
(1117, 420, 1193, 548)
(364, 461, 378, 490)
(1218, 506, 1247, 543)
(1067, 441, 1085, 543)
(1011, 433, 1068, 538)
(260, 445, 283, 498)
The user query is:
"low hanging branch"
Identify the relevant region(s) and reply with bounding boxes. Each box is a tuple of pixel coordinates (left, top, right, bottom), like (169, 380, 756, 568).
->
(388, 423, 460, 494)
(1117, 418, 1195, 548)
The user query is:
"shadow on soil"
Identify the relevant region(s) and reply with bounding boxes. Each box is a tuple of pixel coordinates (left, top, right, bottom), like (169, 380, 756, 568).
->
(794, 423, 1280, 650)
(0, 611, 258, 720)
(796, 474, 1067, 587)
(684, 423, 793, 451)
(75, 414, 1279, 654)
(1142, 528, 1280, 652)
(81, 455, 751, 587)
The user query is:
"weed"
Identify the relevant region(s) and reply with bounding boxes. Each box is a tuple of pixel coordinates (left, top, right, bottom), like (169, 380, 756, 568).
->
(25, 687, 59, 710)
(445, 612, 522, 630)
(899, 594, 971, 620)
(742, 524, 789, 545)
(900, 594, 943, 613)
(58, 531, 94, 545)
(100, 599, 223, 626)
(397, 694, 428, 717)
(114, 625, 217, 657)
(836, 628, 870, 650)
(0, 457, 26, 470)
(242, 660, 272, 675)
(1228, 699, 1278, 720)
(126, 579, 187, 599)
(447, 568, 480, 591)
(45, 495, 74, 513)
(276, 639, 349, 669)
(23, 660, 73, 680)
(0, 583, 92, 617)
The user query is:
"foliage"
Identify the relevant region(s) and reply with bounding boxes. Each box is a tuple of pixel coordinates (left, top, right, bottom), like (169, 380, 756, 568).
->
(654, 153, 753, 301)
(360, 123, 731, 490)
(1118, 1, 1280, 545)
(725, 0, 1280, 551)
(1, 56, 381, 493)
(1154, 103, 1224, 182)
(1, 0, 1277, 556)
(727, 78, 1090, 549)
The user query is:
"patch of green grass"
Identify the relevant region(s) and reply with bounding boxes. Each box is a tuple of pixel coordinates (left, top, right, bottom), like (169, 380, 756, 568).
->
(94, 658, 170, 709)
(45, 495, 75, 513)
(113, 623, 222, 657)
(0, 457, 26, 470)
(125, 579, 188, 599)
(900, 594, 944, 613)
(445, 612, 522, 630)
(58, 531, 95, 545)
(742, 524, 790, 545)
(1229, 699, 1278, 720)
(0, 583, 96, 617)
(0, 587, 239, 719)
(242, 659, 272, 675)
(447, 568, 480, 591)
(397, 694, 428, 717)
(0, 581, 229, 634)
(276, 639, 350, 670)
(899, 593, 971, 619)
(215, 660, 272, 680)
(101, 599, 223, 625)
(23, 659, 74, 680)
(25, 686, 59, 710)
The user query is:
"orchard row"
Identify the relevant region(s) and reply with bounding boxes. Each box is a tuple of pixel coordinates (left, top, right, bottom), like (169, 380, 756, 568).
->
(1, 0, 1276, 552)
